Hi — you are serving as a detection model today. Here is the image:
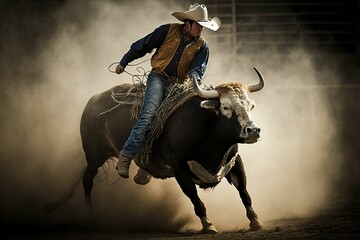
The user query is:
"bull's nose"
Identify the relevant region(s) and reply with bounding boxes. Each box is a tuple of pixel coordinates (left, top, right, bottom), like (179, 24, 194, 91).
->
(247, 126, 260, 135)
(243, 125, 261, 139)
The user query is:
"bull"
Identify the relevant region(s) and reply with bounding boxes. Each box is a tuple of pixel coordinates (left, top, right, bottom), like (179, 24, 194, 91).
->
(80, 67, 265, 233)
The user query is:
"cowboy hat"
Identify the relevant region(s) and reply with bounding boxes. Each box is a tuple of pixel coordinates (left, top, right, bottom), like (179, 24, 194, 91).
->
(172, 3, 221, 31)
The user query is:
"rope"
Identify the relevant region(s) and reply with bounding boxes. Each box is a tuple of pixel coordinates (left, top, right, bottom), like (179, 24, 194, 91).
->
(108, 59, 151, 84)
(95, 157, 121, 186)
(97, 60, 150, 119)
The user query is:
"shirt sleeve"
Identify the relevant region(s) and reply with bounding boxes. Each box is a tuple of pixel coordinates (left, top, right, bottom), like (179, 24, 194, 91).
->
(119, 24, 170, 67)
(187, 41, 209, 83)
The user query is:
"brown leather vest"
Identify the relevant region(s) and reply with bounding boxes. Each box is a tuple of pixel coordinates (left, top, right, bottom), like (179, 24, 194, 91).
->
(151, 23, 206, 80)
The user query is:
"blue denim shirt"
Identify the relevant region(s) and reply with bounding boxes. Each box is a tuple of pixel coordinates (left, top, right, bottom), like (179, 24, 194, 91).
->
(119, 24, 209, 81)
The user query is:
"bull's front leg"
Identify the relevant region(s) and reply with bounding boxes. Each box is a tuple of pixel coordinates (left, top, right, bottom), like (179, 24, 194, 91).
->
(226, 153, 263, 231)
(173, 163, 218, 233)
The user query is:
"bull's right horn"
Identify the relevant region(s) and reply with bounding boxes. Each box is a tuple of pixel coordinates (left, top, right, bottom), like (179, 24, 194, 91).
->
(193, 77, 219, 99)
(248, 67, 265, 93)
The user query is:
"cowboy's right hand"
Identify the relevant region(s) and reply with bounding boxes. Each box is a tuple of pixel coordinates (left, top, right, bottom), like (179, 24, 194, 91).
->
(115, 64, 125, 74)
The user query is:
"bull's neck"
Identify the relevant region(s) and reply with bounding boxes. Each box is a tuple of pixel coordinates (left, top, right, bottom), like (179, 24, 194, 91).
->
(199, 135, 235, 173)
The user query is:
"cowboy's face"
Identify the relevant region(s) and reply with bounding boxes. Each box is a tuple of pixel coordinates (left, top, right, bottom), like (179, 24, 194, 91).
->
(188, 21, 204, 37)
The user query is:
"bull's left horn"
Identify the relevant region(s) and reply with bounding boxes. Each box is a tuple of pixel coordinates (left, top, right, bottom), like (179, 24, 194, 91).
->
(193, 77, 219, 99)
(248, 67, 265, 93)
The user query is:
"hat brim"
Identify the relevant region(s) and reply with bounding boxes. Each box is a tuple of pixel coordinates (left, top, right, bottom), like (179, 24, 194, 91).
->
(172, 12, 221, 31)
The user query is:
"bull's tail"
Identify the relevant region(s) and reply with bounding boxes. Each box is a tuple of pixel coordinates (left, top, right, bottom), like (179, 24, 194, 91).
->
(44, 166, 86, 214)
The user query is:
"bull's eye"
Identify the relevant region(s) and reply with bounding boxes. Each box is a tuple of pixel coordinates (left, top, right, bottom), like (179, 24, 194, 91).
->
(220, 103, 233, 118)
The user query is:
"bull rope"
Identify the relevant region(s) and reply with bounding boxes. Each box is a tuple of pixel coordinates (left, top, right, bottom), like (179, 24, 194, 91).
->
(97, 60, 150, 119)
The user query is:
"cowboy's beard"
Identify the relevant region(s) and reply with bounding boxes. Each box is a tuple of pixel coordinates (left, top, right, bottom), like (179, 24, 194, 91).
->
(186, 27, 203, 38)
(190, 29, 203, 37)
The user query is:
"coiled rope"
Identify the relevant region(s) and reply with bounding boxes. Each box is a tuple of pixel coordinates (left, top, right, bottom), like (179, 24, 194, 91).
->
(108, 59, 151, 84)
(97, 60, 151, 119)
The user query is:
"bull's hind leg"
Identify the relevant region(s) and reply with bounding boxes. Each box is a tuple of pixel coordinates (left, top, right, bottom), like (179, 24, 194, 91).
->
(82, 133, 119, 212)
(82, 155, 118, 212)
(82, 161, 99, 212)
(226, 154, 263, 231)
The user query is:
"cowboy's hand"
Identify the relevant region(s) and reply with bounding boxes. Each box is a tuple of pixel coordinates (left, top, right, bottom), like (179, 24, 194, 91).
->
(115, 64, 125, 74)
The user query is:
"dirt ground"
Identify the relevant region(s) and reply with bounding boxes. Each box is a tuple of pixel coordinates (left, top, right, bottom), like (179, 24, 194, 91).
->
(3, 188, 359, 240)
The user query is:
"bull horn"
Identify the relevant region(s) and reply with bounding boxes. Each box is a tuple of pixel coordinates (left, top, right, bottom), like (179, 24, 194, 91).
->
(193, 77, 219, 99)
(248, 67, 265, 93)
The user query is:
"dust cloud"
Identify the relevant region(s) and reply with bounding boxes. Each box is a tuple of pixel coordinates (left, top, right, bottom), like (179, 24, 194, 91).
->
(0, 0, 352, 233)
(198, 49, 345, 230)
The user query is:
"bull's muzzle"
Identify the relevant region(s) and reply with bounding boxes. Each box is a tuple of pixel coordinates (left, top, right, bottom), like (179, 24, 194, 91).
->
(241, 122, 261, 143)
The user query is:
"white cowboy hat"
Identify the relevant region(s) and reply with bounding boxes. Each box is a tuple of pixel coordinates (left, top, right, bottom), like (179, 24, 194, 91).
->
(172, 3, 221, 31)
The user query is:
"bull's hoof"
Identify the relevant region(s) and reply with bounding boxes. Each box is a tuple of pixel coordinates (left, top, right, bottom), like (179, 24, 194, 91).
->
(201, 224, 218, 234)
(249, 218, 264, 231)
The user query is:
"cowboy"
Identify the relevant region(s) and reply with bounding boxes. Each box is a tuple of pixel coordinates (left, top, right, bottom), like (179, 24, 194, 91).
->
(115, 3, 221, 181)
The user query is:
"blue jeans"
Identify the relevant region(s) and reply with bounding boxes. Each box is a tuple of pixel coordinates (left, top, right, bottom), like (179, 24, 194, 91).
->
(121, 70, 169, 158)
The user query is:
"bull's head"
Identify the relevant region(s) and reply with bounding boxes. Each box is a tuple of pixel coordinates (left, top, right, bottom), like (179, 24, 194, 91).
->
(193, 67, 264, 143)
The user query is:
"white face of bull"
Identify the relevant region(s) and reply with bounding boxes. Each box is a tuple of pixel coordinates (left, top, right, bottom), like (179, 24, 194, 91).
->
(218, 88, 257, 139)
(193, 67, 264, 143)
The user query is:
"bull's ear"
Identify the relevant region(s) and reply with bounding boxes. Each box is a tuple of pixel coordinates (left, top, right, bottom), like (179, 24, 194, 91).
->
(200, 100, 220, 115)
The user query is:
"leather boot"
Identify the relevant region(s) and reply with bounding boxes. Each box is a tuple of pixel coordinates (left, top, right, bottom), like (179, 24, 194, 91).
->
(116, 154, 132, 178)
